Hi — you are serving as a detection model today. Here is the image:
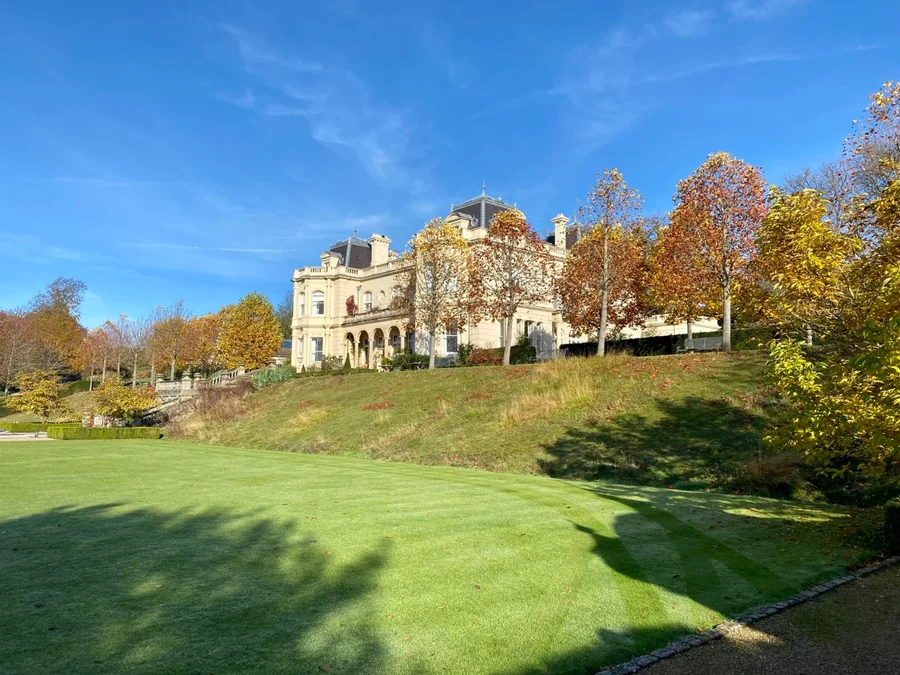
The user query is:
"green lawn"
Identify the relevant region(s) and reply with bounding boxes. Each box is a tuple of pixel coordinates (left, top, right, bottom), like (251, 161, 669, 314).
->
(175, 352, 775, 491)
(0, 441, 881, 674)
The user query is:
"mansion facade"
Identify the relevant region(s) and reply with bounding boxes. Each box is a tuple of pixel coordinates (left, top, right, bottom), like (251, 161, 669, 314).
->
(290, 189, 715, 370)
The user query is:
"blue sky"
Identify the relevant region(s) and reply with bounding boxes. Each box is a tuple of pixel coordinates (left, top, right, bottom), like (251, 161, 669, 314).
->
(1, 0, 897, 327)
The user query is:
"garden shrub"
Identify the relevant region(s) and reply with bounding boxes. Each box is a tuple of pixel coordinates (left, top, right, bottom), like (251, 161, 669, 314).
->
(385, 352, 429, 370)
(735, 452, 810, 499)
(467, 348, 502, 365)
(886, 498, 900, 555)
(47, 426, 162, 440)
(252, 365, 297, 388)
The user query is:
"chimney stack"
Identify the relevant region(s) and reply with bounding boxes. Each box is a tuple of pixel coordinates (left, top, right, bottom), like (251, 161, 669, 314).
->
(369, 233, 391, 266)
(551, 214, 570, 250)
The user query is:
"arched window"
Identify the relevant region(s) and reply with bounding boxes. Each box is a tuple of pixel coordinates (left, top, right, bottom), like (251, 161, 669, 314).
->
(364, 291, 373, 311)
(298, 292, 305, 317)
(312, 291, 325, 316)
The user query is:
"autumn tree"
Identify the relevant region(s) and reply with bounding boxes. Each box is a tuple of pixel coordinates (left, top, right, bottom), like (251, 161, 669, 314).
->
(846, 80, 900, 197)
(182, 313, 222, 375)
(763, 179, 900, 480)
(123, 315, 152, 388)
(647, 216, 720, 340)
(470, 210, 556, 365)
(671, 152, 767, 352)
(152, 300, 190, 379)
(274, 291, 293, 340)
(575, 169, 644, 355)
(7, 371, 68, 423)
(218, 293, 282, 370)
(783, 160, 855, 232)
(102, 316, 128, 379)
(91, 379, 159, 426)
(395, 218, 476, 369)
(27, 277, 87, 371)
(0, 309, 33, 395)
(79, 328, 109, 391)
(557, 225, 649, 351)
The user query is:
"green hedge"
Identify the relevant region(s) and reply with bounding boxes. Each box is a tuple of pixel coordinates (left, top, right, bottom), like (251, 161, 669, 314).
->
(47, 426, 163, 440)
(0, 422, 82, 433)
(886, 498, 900, 555)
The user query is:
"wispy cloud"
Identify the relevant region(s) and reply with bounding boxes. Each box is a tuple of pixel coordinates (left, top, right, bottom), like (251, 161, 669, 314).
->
(665, 9, 715, 38)
(725, 0, 806, 21)
(639, 52, 804, 84)
(216, 23, 418, 185)
(215, 89, 256, 110)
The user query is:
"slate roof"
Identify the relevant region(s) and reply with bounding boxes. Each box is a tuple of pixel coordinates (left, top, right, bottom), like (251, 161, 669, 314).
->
(329, 236, 372, 269)
(450, 187, 513, 228)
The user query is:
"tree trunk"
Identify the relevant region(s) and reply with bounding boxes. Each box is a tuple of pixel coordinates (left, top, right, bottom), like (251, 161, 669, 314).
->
(116, 355, 121, 379)
(503, 315, 514, 366)
(806, 325, 813, 347)
(150, 358, 155, 387)
(101, 355, 107, 382)
(598, 229, 609, 357)
(89, 368, 94, 392)
(132, 354, 139, 388)
(170, 355, 176, 380)
(722, 283, 732, 353)
(687, 319, 693, 341)
(429, 330, 436, 370)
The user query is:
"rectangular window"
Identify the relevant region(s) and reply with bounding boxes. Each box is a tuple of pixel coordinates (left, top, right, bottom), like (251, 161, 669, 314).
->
(311, 337, 324, 362)
(445, 325, 458, 354)
(297, 338, 304, 357)
(312, 291, 325, 316)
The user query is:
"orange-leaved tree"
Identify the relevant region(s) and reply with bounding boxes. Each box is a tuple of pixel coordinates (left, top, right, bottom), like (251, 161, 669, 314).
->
(182, 313, 222, 375)
(575, 169, 643, 356)
(218, 293, 282, 370)
(647, 214, 720, 340)
(470, 210, 557, 365)
(671, 152, 767, 352)
(394, 217, 477, 369)
(557, 224, 649, 352)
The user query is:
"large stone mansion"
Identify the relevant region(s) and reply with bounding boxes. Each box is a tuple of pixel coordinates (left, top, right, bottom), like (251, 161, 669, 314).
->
(289, 188, 715, 370)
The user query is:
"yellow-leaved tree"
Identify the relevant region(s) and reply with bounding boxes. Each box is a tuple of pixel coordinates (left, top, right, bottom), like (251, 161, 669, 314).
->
(7, 370, 68, 422)
(218, 293, 282, 370)
(760, 181, 900, 480)
(91, 379, 159, 425)
(395, 218, 477, 369)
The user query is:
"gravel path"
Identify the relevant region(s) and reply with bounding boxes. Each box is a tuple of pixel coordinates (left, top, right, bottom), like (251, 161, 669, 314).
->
(643, 565, 900, 675)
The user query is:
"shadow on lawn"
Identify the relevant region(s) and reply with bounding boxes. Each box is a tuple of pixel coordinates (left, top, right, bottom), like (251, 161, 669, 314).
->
(0, 503, 387, 674)
(539, 395, 773, 489)
(500, 486, 867, 675)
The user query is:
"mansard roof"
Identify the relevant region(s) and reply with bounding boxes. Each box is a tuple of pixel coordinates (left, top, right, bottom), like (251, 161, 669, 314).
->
(450, 185, 513, 229)
(329, 236, 372, 269)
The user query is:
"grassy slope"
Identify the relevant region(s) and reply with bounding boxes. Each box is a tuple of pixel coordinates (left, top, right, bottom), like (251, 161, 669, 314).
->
(176, 352, 773, 490)
(0, 441, 880, 674)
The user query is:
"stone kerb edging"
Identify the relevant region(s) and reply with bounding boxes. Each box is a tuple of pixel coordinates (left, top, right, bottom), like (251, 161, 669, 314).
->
(597, 555, 900, 675)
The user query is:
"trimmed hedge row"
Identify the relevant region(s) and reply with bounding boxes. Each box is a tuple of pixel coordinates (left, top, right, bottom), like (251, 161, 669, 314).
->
(0, 422, 81, 433)
(561, 327, 777, 358)
(47, 426, 163, 440)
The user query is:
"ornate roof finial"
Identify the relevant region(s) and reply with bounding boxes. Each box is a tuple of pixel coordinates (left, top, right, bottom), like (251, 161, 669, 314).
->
(482, 180, 486, 196)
